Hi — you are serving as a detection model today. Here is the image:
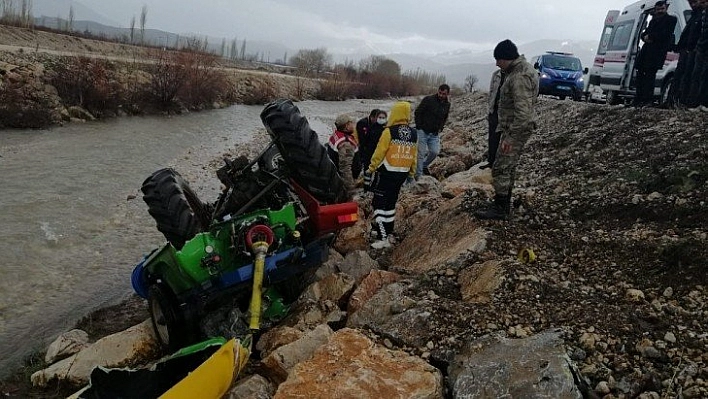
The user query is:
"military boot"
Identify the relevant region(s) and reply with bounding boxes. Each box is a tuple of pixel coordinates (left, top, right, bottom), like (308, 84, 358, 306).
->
(475, 195, 510, 220)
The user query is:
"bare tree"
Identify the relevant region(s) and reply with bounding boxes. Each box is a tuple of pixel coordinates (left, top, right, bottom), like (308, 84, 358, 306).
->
(359, 55, 400, 76)
(464, 74, 479, 93)
(229, 38, 237, 61)
(290, 48, 332, 77)
(67, 4, 74, 31)
(139, 5, 147, 44)
(220, 38, 226, 57)
(129, 15, 135, 43)
(240, 39, 246, 59)
(20, 0, 32, 28)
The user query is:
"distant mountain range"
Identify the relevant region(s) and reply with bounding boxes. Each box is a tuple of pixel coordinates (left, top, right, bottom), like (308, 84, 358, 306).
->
(29, 0, 599, 87)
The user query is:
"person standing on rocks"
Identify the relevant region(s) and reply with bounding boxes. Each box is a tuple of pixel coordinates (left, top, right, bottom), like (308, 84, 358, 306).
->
(414, 84, 450, 179)
(327, 114, 360, 200)
(476, 39, 539, 221)
(482, 68, 505, 169)
(671, 0, 701, 107)
(364, 101, 417, 249)
(358, 109, 388, 176)
(687, 0, 708, 109)
(631, 1, 677, 107)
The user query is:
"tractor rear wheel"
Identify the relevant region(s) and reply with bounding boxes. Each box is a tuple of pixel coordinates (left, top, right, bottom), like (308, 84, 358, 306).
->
(141, 168, 210, 249)
(260, 99, 348, 203)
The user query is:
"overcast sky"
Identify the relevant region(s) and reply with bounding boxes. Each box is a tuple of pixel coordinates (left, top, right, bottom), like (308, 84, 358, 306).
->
(75, 0, 634, 54)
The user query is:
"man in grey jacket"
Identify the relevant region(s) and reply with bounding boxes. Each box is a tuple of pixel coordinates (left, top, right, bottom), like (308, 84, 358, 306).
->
(476, 39, 539, 220)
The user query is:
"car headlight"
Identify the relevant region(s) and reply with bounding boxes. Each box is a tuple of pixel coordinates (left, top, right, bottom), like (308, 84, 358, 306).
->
(540, 73, 550, 79)
(578, 77, 584, 82)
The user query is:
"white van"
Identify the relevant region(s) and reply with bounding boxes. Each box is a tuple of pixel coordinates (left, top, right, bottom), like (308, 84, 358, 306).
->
(585, 10, 620, 102)
(598, 0, 692, 105)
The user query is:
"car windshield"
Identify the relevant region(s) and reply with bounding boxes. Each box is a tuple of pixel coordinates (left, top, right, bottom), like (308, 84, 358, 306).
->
(544, 55, 582, 71)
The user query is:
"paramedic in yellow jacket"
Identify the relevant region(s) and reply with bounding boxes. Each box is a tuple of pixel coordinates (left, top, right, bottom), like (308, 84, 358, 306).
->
(364, 101, 417, 249)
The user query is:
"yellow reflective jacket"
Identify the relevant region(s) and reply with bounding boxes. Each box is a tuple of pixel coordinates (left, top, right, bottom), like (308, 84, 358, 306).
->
(368, 101, 418, 178)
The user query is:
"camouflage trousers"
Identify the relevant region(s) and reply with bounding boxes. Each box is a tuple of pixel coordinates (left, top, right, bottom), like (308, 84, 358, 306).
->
(492, 132, 530, 196)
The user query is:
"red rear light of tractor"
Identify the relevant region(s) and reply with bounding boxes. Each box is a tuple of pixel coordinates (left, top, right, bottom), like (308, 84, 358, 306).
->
(290, 181, 359, 235)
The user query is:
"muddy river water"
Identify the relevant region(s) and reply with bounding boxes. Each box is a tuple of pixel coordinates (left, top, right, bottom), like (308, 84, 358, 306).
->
(0, 99, 394, 375)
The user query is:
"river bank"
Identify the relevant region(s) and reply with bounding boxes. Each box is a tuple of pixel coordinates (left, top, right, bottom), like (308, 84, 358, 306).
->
(3, 92, 707, 398)
(0, 24, 321, 129)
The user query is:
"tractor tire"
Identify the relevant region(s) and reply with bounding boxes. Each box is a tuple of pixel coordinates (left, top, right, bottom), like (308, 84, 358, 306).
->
(141, 168, 210, 250)
(258, 145, 287, 174)
(260, 99, 348, 204)
(148, 284, 197, 351)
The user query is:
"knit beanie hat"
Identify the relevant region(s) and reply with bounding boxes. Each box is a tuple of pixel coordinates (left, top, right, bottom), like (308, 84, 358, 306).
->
(335, 114, 355, 130)
(493, 39, 519, 60)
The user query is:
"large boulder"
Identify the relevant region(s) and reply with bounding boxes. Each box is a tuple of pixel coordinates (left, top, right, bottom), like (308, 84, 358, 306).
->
(347, 281, 436, 348)
(390, 195, 489, 274)
(31, 320, 159, 387)
(44, 329, 90, 364)
(449, 330, 583, 399)
(442, 163, 494, 197)
(226, 374, 274, 399)
(274, 328, 443, 399)
(259, 324, 333, 383)
(347, 270, 401, 314)
(337, 250, 379, 282)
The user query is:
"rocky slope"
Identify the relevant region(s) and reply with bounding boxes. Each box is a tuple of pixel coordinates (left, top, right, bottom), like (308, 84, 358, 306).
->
(2, 61, 707, 397)
(392, 93, 708, 398)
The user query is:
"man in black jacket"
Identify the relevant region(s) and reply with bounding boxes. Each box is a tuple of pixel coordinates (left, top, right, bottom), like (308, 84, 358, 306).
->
(632, 1, 678, 107)
(414, 84, 450, 179)
(687, 0, 708, 108)
(671, 0, 701, 106)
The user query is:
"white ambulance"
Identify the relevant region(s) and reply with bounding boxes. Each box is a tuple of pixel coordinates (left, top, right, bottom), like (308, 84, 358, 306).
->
(597, 0, 692, 105)
(585, 10, 620, 102)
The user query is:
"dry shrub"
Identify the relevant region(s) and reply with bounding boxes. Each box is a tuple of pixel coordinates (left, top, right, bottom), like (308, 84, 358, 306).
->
(240, 75, 278, 105)
(46, 56, 123, 117)
(314, 75, 357, 100)
(0, 80, 56, 128)
(145, 49, 231, 110)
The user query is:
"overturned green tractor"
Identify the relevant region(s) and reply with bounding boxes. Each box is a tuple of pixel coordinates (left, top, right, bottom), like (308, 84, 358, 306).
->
(132, 99, 358, 351)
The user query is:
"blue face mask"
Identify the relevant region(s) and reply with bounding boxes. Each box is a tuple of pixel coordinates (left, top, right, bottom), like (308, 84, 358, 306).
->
(377, 118, 387, 125)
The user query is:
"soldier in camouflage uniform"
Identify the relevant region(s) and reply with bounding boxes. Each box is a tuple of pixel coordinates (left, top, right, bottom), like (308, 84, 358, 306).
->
(476, 39, 539, 220)
(327, 114, 361, 200)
